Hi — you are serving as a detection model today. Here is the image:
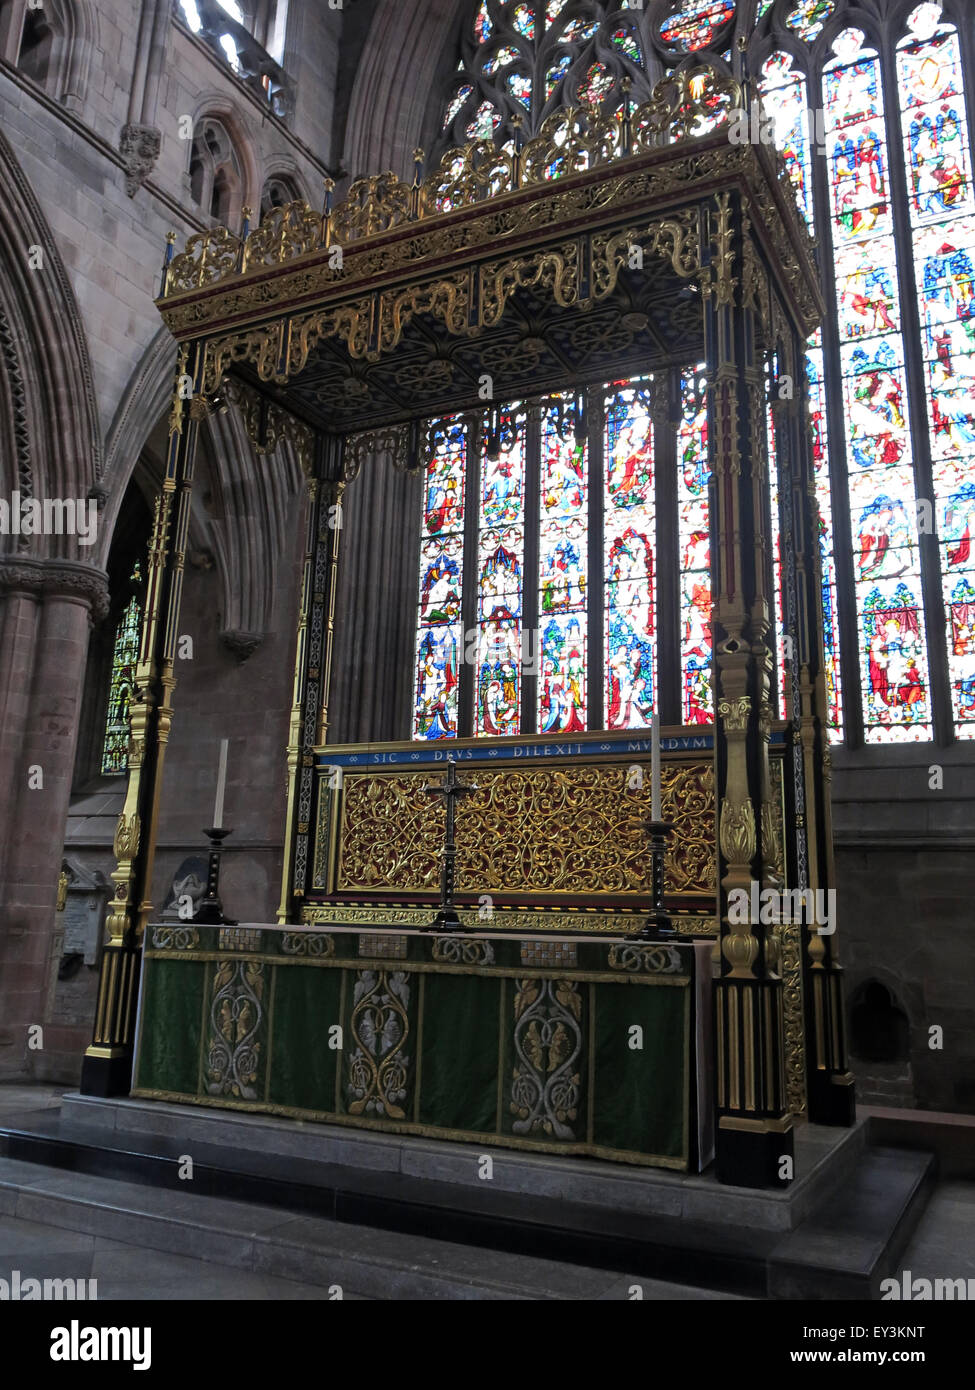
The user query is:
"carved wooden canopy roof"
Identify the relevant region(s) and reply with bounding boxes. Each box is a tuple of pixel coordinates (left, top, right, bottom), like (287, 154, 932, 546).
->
(156, 68, 823, 440)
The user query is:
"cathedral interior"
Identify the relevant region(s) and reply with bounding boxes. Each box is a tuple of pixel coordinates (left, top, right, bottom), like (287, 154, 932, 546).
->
(0, 0, 973, 1315)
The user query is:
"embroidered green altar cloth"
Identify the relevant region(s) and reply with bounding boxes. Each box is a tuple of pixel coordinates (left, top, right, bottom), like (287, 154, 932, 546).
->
(133, 925, 710, 1171)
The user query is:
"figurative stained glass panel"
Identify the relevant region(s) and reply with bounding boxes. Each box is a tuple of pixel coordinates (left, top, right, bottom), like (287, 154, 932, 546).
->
(476, 408, 527, 737)
(898, 18, 975, 735)
(466, 102, 501, 140)
(659, 1, 736, 52)
(577, 64, 613, 107)
(604, 380, 655, 730)
(545, 54, 571, 99)
(677, 367, 712, 724)
(482, 45, 523, 76)
(785, 0, 836, 43)
(558, 18, 599, 44)
(413, 418, 467, 739)
(506, 71, 532, 108)
(761, 52, 814, 227)
(807, 333, 844, 739)
(610, 26, 641, 64)
(766, 357, 788, 721)
(511, 3, 536, 40)
(538, 395, 588, 734)
(824, 32, 932, 740)
(474, 0, 493, 43)
(101, 586, 142, 777)
(443, 84, 473, 129)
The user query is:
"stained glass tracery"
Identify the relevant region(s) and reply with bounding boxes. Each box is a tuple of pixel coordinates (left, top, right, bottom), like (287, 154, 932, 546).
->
(677, 367, 712, 724)
(101, 574, 143, 777)
(897, 16, 975, 736)
(413, 419, 467, 740)
(660, 1, 736, 52)
(824, 31, 932, 741)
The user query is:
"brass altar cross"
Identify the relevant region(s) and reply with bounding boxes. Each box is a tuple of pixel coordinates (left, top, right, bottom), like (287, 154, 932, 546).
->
(423, 758, 478, 932)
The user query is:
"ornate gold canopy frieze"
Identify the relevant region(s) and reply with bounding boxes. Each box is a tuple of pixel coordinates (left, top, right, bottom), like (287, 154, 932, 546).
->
(154, 68, 821, 437)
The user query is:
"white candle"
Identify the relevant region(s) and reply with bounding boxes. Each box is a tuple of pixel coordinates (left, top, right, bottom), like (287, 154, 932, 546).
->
(213, 739, 228, 829)
(651, 712, 661, 822)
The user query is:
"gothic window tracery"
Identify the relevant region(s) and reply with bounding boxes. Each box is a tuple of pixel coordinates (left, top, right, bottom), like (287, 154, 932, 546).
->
(189, 117, 243, 225)
(101, 568, 143, 778)
(432, 0, 975, 747)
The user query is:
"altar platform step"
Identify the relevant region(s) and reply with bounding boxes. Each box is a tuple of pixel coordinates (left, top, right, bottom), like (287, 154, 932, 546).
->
(0, 1094, 934, 1300)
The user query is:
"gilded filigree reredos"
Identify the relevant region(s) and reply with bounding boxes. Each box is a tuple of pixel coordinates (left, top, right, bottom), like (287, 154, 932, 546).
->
(336, 763, 716, 898)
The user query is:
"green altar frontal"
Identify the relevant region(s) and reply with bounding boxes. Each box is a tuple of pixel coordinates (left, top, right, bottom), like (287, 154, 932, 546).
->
(133, 925, 708, 1171)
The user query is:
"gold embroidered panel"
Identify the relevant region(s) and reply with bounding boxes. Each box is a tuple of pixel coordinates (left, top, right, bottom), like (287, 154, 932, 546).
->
(334, 761, 716, 900)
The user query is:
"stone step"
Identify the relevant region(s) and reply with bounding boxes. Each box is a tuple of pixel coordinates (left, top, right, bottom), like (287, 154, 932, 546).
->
(58, 1091, 866, 1231)
(0, 1156, 733, 1301)
(0, 1098, 932, 1298)
(769, 1147, 936, 1299)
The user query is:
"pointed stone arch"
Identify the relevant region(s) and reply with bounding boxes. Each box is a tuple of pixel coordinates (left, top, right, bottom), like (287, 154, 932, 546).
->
(0, 126, 101, 560)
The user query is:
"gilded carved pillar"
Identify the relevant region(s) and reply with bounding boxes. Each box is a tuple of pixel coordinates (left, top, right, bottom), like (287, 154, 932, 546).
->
(81, 342, 205, 1096)
(704, 193, 793, 1188)
(278, 435, 347, 922)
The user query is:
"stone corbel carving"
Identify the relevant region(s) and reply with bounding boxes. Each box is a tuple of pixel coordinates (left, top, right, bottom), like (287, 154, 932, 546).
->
(120, 124, 162, 197)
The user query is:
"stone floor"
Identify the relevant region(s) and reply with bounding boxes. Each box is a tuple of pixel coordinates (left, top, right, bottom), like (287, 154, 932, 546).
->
(1, 1084, 973, 1300)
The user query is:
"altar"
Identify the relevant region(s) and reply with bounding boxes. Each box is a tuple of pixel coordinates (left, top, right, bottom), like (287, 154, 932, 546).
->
(82, 60, 855, 1190)
(132, 924, 714, 1171)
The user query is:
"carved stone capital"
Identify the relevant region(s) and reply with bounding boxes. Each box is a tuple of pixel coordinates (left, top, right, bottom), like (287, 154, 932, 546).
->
(0, 556, 110, 622)
(120, 123, 162, 197)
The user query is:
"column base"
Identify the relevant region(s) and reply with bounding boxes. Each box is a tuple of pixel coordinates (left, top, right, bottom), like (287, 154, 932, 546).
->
(807, 1070, 856, 1127)
(80, 1047, 134, 1098)
(715, 1117, 794, 1189)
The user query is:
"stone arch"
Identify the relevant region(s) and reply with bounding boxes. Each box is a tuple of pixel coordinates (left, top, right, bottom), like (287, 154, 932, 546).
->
(342, 0, 463, 179)
(99, 327, 179, 570)
(0, 126, 101, 559)
(0, 0, 96, 109)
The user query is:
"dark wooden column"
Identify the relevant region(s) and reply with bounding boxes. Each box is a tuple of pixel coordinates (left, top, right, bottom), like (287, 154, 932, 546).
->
(705, 194, 794, 1188)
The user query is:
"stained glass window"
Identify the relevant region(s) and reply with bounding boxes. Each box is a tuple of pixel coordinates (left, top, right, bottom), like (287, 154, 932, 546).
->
(483, 45, 523, 75)
(474, 0, 493, 43)
(577, 63, 614, 107)
(476, 408, 527, 737)
(786, 0, 836, 42)
(824, 31, 932, 741)
(467, 102, 501, 140)
(101, 575, 142, 777)
(677, 367, 712, 724)
(610, 27, 641, 64)
(413, 418, 467, 740)
(539, 396, 588, 733)
(660, 1, 736, 52)
(512, 4, 536, 40)
(443, 84, 474, 130)
(604, 381, 656, 730)
(559, 18, 599, 44)
(767, 356, 788, 720)
(545, 55, 571, 99)
(761, 52, 814, 227)
(898, 12, 975, 737)
(808, 331, 844, 739)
